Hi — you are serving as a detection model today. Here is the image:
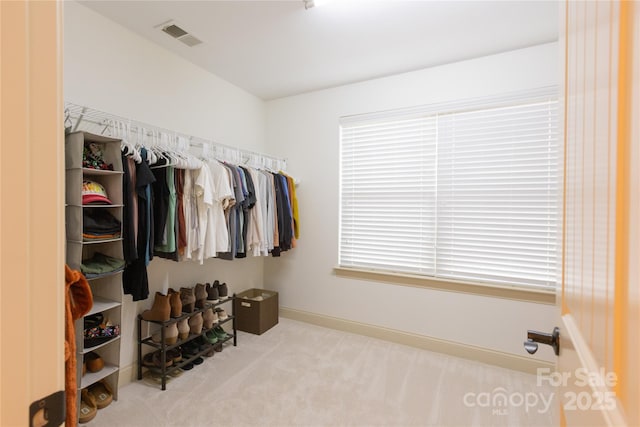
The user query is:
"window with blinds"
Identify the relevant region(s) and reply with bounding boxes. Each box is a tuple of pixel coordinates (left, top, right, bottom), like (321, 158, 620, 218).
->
(339, 93, 560, 290)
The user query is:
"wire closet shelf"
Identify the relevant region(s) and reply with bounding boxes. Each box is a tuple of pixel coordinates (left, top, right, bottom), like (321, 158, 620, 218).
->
(64, 102, 288, 172)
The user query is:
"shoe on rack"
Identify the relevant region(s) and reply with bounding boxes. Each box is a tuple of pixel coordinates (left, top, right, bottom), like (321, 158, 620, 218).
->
(142, 351, 173, 369)
(182, 341, 199, 357)
(217, 282, 229, 300)
(213, 326, 229, 340)
(206, 282, 219, 302)
(141, 352, 155, 368)
(165, 323, 179, 345)
(188, 312, 203, 335)
(192, 357, 204, 366)
(177, 318, 190, 340)
(203, 329, 218, 345)
(152, 324, 179, 345)
(203, 308, 215, 330)
(180, 287, 196, 313)
(166, 348, 182, 364)
(195, 336, 211, 352)
(181, 362, 194, 371)
(215, 308, 228, 321)
(168, 288, 182, 318)
(141, 292, 171, 322)
(87, 380, 113, 409)
(194, 283, 207, 309)
(79, 389, 97, 424)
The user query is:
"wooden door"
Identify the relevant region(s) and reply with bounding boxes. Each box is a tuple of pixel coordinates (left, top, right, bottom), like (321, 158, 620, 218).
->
(0, 1, 66, 426)
(560, 0, 639, 425)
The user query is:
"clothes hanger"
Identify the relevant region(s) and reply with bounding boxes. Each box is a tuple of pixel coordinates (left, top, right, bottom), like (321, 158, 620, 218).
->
(125, 121, 142, 163)
(137, 127, 157, 165)
(114, 120, 141, 163)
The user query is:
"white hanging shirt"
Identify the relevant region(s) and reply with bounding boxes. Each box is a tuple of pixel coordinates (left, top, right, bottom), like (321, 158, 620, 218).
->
(195, 163, 216, 263)
(208, 160, 233, 253)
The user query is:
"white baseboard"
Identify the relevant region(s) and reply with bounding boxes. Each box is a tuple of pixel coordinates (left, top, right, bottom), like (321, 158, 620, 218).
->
(118, 363, 136, 387)
(280, 307, 553, 375)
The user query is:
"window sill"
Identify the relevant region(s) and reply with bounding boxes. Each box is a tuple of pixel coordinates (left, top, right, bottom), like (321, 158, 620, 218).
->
(333, 267, 556, 305)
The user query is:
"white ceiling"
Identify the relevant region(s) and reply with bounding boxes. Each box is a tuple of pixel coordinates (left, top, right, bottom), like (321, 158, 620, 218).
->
(80, 0, 559, 101)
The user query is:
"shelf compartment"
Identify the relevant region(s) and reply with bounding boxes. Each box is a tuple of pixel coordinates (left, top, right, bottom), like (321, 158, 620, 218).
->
(80, 363, 119, 389)
(65, 172, 123, 206)
(65, 131, 122, 170)
(65, 205, 123, 244)
(87, 297, 121, 317)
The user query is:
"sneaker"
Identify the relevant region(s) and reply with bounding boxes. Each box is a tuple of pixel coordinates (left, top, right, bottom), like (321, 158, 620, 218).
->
(213, 326, 229, 340)
(215, 308, 228, 321)
(182, 341, 199, 357)
(194, 336, 210, 352)
(218, 282, 229, 300)
(203, 329, 219, 344)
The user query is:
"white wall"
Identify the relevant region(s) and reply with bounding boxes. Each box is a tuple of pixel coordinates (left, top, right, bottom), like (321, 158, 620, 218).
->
(64, 1, 267, 374)
(265, 43, 560, 362)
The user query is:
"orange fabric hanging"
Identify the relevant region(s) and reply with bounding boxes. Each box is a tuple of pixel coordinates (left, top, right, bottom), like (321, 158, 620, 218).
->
(65, 265, 93, 427)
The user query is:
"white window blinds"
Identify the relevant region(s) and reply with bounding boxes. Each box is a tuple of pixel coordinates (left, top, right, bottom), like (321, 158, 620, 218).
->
(339, 93, 559, 290)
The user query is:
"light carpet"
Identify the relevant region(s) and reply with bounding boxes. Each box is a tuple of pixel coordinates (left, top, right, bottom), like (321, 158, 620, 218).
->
(85, 318, 557, 426)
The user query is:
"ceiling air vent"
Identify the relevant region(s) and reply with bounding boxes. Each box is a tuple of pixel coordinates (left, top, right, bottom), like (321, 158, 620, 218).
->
(157, 20, 203, 47)
(162, 24, 188, 38)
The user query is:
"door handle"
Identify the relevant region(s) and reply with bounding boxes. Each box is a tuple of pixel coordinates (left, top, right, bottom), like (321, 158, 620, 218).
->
(523, 327, 560, 356)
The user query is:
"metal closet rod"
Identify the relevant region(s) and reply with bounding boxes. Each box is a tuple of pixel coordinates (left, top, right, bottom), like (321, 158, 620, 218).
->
(64, 101, 288, 170)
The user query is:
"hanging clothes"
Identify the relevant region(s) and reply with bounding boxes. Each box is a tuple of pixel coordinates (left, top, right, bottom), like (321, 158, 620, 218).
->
(122, 156, 138, 262)
(155, 166, 178, 260)
(176, 169, 187, 257)
(284, 173, 300, 241)
(122, 147, 155, 301)
(119, 137, 299, 269)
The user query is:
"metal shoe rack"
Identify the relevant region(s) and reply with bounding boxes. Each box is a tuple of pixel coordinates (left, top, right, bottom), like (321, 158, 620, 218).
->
(137, 294, 237, 390)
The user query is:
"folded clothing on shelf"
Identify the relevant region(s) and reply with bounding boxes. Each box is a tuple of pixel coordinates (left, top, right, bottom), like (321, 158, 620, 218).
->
(81, 253, 125, 279)
(83, 209, 121, 240)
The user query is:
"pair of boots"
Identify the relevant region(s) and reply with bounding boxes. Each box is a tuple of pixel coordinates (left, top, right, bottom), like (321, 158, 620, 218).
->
(141, 290, 182, 322)
(151, 322, 179, 345)
(205, 280, 229, 302)
(174, 308, 217, 340)
(179, 284, 207, 313)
